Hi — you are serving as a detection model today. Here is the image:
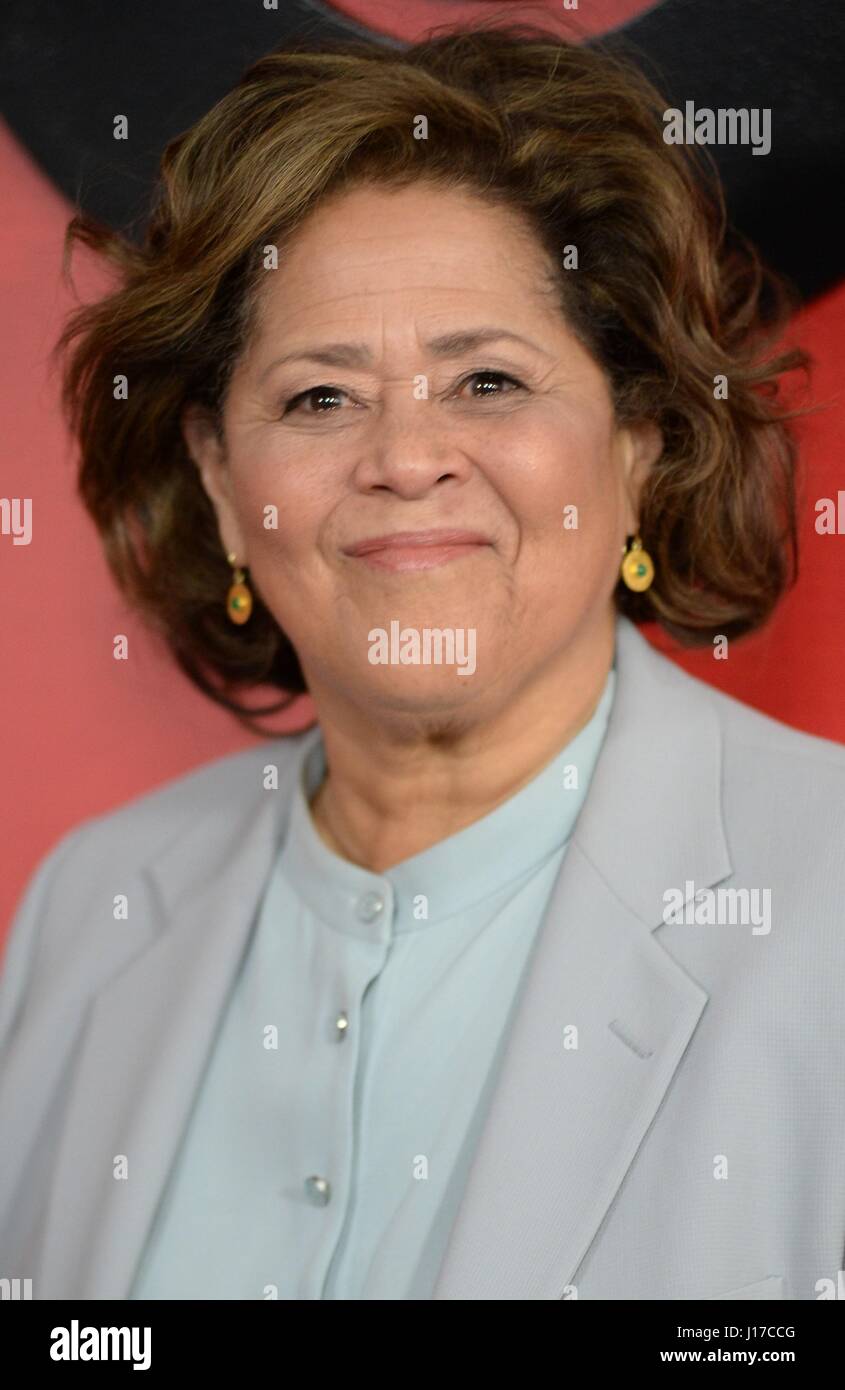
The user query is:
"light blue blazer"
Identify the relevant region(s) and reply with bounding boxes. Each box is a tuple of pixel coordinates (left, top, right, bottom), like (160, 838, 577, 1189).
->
(2, 615, 845, 1300)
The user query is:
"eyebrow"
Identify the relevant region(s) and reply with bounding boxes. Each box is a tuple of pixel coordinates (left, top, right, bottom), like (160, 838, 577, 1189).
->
(257, 328, 547, 383)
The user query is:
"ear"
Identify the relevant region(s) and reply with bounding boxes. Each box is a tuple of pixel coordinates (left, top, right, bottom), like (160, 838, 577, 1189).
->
(181, 402, 248, 562)
(618, 419, 663, 534)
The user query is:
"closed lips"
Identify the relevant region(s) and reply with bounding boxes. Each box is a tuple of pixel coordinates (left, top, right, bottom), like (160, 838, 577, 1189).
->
(344, 531, 490, 555)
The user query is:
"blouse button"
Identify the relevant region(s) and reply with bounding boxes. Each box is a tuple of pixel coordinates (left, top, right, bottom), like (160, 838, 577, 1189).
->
(356, 890, 385, 922)
(304, 1175, 332, 1207)
(334, 1011, 349, 1041)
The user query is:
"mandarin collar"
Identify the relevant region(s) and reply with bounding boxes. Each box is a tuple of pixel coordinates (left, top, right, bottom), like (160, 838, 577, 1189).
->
(278, 663, 617, 941)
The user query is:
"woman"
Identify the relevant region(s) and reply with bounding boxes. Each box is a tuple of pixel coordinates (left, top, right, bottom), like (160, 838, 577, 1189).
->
(1, 27, 844, 1302)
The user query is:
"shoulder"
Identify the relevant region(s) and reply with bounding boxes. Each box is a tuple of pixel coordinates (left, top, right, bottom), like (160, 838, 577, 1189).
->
(630, 618, 845, 774)
(70, 730, 309, 863)
(676, 655, 845, 782)
(617, 617, 845, 892)
(693, 666, 845, 771)
(0, 730, 313, 1046)
(645, 634, 845, 857)
(4, 731, 312, 953)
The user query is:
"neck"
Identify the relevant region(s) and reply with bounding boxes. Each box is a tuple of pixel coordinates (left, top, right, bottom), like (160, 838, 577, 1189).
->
(307, 610, 615, 873)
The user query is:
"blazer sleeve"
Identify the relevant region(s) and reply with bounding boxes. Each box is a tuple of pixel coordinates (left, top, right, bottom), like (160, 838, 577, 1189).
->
(0, 826, 88, 1056)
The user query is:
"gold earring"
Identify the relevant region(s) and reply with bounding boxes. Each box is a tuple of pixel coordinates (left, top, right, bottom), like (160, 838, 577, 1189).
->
(620, 534, 654, 592)
(226, 551, 253, 624)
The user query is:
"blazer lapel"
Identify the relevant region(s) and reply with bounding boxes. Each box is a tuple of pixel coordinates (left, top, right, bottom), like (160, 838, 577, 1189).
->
(33, 750, 297, 1299)
(433, 618, 733, 1298)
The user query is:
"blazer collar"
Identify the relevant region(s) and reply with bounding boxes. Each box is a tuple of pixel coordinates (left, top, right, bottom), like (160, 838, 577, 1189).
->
(34, 616, 731, 1299)
(576, 614, 731, 928)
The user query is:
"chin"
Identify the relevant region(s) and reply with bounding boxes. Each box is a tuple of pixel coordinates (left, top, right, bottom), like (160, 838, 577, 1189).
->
(355, 668, 488, 738)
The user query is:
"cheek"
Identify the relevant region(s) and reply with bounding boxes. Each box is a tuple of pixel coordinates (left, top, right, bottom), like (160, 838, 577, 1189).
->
(229, 444, 329, 572)
(484, 416, 624, 631)
(491, 411, 621, 544)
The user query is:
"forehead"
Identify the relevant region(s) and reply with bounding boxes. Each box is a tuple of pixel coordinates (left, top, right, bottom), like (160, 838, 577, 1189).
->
(249, 181, 558, 336)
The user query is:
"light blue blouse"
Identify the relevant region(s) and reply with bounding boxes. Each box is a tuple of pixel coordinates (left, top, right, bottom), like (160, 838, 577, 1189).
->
(129, 664, 617, 1300)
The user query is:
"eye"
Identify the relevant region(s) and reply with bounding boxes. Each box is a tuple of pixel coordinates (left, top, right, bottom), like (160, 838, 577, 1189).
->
(281, 384, 350, 416)
(455, 370, 525, 400)
(280, 370, 525, 417)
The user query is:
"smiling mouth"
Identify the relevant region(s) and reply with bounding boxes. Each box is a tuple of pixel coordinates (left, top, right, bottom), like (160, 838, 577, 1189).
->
(342, 530, 492, 572)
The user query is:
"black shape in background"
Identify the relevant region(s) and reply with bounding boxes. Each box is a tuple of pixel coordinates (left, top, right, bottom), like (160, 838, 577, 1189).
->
(603, 0, 845, 304)
(0, 0, 842, 302)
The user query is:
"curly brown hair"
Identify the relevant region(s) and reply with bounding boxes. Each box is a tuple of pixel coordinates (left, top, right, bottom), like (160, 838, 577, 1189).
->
(55, 24, 810, 733)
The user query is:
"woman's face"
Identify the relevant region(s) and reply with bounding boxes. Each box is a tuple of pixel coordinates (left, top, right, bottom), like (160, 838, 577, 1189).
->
(186, 181, 661, 727)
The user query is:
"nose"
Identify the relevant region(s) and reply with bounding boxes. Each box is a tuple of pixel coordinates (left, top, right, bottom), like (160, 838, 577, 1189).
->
(350, 387, 471, 500)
